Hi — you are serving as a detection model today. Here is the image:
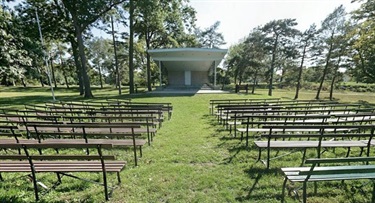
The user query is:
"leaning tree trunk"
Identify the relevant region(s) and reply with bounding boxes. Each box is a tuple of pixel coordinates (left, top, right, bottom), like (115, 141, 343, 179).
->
(316, 33, 334, 100)
(63, 70, 70, 89)
(70, 39, 84, 95)
(111, 15, 121, 95)
(21, 78, 27, 87)
(294, 43, 307, 100)
(269, 35, 279, 96)
(38, 69, 44, 87)
(74, 19, 93, 98)
(329, 55, 342, 100)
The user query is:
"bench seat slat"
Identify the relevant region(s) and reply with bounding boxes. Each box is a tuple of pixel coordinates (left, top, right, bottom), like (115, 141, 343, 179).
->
(255, 140, 369, 148)
(284, 173, 375, 182)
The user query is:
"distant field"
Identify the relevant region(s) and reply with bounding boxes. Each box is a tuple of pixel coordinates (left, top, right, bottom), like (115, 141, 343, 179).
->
(0, 86, 374, 203)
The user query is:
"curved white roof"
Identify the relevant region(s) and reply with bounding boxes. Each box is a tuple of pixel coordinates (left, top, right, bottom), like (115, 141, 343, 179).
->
(148, 48, 227, 71)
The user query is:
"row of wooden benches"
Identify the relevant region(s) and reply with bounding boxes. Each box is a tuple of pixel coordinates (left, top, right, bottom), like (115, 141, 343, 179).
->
(24, 99, 173, 120)
(0, 141, 125, 201)
(209, 99, 375, 202)
(0, 100, 172, 201)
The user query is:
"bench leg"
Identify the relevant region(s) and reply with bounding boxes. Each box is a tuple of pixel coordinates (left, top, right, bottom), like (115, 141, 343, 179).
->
(345, 147, 351, 157)
(267, 147, 270, 169)
(139, 146, 143, 157)
(246, 131, 249, 147)
(56, 172, 62, 184)
(102, 171, 109, 201)
(133, 144, 138, 167)
(301, 148, 307, 166)
(303, 181, 307, 203)
(281, 178, 288, 203)
(147, 133, 151, 146)
(0, 173, 3, 181)
(359, 147, 364, 157)
(372, 180, 375, 203)
(30, 171, 39, 201)
(257, 149, 262, 162)
(117, 172, 121, 183)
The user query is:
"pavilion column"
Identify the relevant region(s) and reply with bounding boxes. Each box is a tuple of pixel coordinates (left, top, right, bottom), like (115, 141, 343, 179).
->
(214, 61, 217, 88)
(159, 61, 162, 88)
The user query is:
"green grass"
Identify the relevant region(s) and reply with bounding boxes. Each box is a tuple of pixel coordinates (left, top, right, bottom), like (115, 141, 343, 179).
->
(0, 86, 375, 202)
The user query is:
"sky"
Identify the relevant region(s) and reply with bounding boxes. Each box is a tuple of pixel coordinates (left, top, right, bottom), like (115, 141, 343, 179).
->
(190, 0, 361, 48)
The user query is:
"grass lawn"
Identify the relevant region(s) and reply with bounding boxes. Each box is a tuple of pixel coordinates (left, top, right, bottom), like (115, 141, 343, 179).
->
(1, 86, 375, 203)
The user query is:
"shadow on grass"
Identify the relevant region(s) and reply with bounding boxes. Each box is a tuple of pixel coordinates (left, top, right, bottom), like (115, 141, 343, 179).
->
(236, 166, 281, 202)
(0, 196, 28, 203)
(0, 95, 84, 108)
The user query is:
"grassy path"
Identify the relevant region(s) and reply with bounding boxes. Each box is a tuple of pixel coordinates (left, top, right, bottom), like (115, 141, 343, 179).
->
(113, 94, 258, 202)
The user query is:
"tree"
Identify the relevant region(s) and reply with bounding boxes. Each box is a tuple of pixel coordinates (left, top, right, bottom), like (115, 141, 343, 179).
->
(196, 21, 226, 48)
(294, 24, 317, 99)
(61, 0, 125, 98)
(0, 6, 32, 86)
(315, 5, 346, 100)
(98, 7, 128, 94)
(350, 0, 375, 83)
(261, 19, 299, 96)
(133, 0, 197, 91)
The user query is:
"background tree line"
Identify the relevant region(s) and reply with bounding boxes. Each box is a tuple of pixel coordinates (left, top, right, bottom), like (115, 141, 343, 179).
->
(1, 0, 374, 100)
(0, 0, 223, 98)
(224, 0, 375, 100)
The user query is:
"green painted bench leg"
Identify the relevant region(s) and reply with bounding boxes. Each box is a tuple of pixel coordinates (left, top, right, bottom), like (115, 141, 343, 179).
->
(281, 178, 288, 203)
(257, 148, 262, 162)
(345, 147, 351, 157)
(372, 180, 375, 203)
(303, 181, 307, 203)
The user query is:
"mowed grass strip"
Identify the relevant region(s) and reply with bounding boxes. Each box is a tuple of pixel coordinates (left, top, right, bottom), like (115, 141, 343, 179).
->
(0, 87, 375, 202)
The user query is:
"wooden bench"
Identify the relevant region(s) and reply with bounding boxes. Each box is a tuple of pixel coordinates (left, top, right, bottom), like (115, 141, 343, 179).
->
(228, 109, 370, 136)
(130, 102, 173, 120)
(281, 157, 375, 203)
(25, 123, 146, 166)
(0, 142, 126, 201)
(209, 98, 281, 115)
(254, 124, 375, 169)
(235, 84, 249, 93)
(236, 115, 332, 146)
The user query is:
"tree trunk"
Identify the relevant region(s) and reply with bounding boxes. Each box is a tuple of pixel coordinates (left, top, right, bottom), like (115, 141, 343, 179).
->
(63, 70, 70, 89)
(221, 66, 229, 90)
(294, 43, 307, 100)
(316, 33, 334, 100)
(38, 68, 44, 87)
(21, 78, 27, 87)
(269, 34, 279, 96)
(70, 39, 84, 95)
(145, 38, 152, 91)
(99, 65, 103, 89)
(128, 0, 135, 94)
(252, 69, 258, 94)
(50, 56, 57, 88)
(111, 15, 121, 95)
(329, 56, 342, 100)
(59, 50, 69, 89)
(73, 17, 93, 98)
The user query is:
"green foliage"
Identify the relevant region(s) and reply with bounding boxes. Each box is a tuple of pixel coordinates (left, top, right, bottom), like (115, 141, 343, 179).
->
(0, 7, 33, 86)
(196, 21, 226, 48)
